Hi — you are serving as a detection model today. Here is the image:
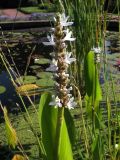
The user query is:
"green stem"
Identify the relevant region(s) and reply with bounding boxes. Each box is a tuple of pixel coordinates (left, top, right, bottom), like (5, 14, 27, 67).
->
(54, 107, 64, 160)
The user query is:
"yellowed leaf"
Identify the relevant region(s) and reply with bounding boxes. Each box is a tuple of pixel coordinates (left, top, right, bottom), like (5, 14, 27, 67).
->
(12, 154, 26, 160)
(16, 84, 40, 96)
(2, 107, 17, 149)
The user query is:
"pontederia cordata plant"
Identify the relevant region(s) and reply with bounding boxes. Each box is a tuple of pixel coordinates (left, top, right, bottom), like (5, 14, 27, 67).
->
(57, 1, 115, 159)
(39, 13, 76, 160)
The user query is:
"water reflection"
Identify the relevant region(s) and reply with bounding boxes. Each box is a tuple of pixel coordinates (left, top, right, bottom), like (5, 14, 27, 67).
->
(105, 31, 120, 54)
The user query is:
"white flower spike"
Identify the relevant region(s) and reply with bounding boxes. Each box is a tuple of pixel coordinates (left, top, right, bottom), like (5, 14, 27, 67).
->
(43, 13, 77, 109)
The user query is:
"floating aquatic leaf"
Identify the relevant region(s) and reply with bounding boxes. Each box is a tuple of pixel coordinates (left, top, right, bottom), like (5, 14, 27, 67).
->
(34, 58, 51, 64)
(37, 72, 53, 79)
(15, 76, 37, 84)
(16, 84, 39, 96)
(36, 78, 55, 87)
(0, 85, 6, 94)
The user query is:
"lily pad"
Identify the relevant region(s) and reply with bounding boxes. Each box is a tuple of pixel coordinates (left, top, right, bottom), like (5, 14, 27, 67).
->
(16, 76, 37, 84)
(36, 78, 55, 87)
(34, 58, 51, 64)
(37, 72, 53, 79)
(0, 85, 6, 94)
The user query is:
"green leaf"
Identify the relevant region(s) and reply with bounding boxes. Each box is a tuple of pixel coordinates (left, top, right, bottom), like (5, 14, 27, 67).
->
(35, 58, 51, 64)
(58, 116, 73, 160)
(64, 109, 76, 146)
(37, 72, 53, 79)
(36, 78, 55, 87)
(38, 93, 73, 160)
(2, 107, 17, 149)
(16, 76, 37, 84)
(0, 85, 6, 94)
(84, 51, 102, 101)
(38, 93, 57, 160)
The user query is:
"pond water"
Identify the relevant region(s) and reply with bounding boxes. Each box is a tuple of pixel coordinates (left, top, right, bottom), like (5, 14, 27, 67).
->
(0, 27, 53, 116)
(0, 29, 120, 112)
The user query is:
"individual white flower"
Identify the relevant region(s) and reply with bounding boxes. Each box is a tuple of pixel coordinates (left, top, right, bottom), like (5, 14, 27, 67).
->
(60, 13, 73, 27)
(59, 86, 72, 94)
(43, 35, 55, 46)
(49, 95, 62, 107)
(68, 94, 72, 97)
(68, 86, 72, 91)
(55, 82, 60, 87)
(61, 72, 69, 77)
(63, 29, 76, 42)
(92, 47, 101, 54)
(67, 97, 77, 109)
(64, 52, 76, 64)
(46, 59, 58, 72)
(54, 13, 73, 27)
(46, 64, 58, 72)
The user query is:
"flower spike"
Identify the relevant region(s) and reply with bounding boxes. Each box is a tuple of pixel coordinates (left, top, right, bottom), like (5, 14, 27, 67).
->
(43, 13, 76, 109)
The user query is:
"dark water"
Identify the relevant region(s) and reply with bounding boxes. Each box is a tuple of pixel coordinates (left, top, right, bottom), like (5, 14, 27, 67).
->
(0, 28, 53, 115)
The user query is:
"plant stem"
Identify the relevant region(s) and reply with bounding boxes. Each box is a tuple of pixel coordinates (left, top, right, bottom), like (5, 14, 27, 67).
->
(54, 107, 64, 160)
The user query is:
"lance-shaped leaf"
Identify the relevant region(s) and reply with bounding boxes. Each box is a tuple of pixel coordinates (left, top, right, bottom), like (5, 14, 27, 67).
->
(84, 51, 102, 101)
(38, 93, 73, 160)
(2, 107, 17, 149)
(84, 50, 102, 121)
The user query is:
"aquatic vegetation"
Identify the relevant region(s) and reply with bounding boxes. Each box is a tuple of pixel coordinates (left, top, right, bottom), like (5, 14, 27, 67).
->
(34, 58, 51, 65)
(16, 84, 39, 96)
(0, 85, 6, 94)
(1, 106, 18, 149)
(12, 154, 26, 160)
(0, 1, 120, 160)
(38, 13, 76, 160)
